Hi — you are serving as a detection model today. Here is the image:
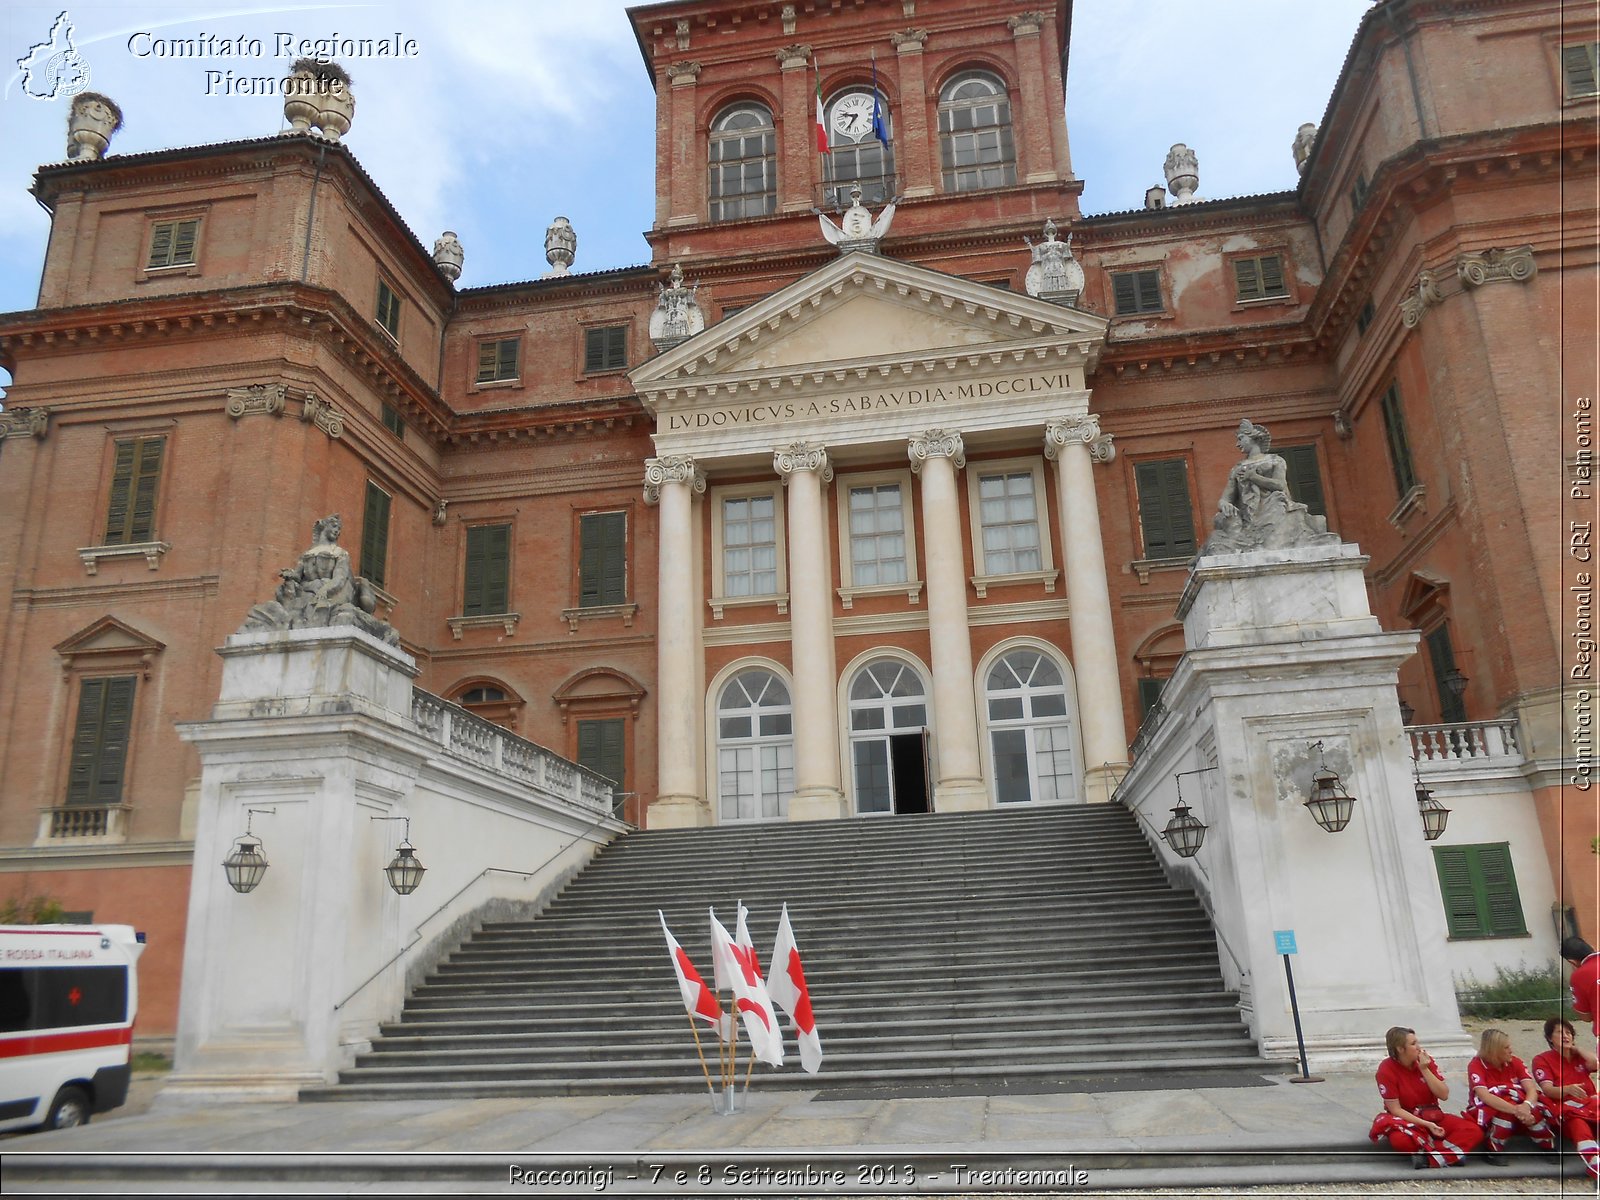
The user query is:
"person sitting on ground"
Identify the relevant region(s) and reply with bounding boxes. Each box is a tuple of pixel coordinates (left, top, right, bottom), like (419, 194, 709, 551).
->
(1564, 936, 1600, 1040)
(1370, 1025, 1484, 1168)
(1532, 1016, 1600, 1178)
(1466, 1027, 1558, 1163)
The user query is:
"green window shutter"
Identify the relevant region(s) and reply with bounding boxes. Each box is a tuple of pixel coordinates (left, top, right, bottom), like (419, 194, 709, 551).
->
(583, 329, 605, 373)
(1234, 257, 1261, 301)
(171, 219, 199, 265)
(1134, 269, 1161, 311)
(475, 341, 498, 383)
(1476, 844, 1527, 936)
(1426, 624, 1466, 723)
(145, 223, 175, 269)
(66, 676, 136, 806)
(360, 482, 391, 589)
(585, 327, 626, 373)
(1112, 272, 1139, 315)
(464, 524, 511, 616)
(579, 512, 627, 608)
(1433, 845, 1486, 938)
(1279, 444, 1326, 517)
(1260, 254, 1286, 297)
(497, 339, 519, 379)
(1380, 383, 1418, 497)
(1564, 44, 1599, 96)
(104, 439, 138, 544)
(577, 718, 627, 803)
(1135, 459, 1196, 560)
(377, 281, 400, 339)
(104, 437, 163, 544)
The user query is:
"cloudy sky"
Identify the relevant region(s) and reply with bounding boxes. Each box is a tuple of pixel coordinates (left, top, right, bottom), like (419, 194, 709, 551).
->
(0, 0, 1376, 331)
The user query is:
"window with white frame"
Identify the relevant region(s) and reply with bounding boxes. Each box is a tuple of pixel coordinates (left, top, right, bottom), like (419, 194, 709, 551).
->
(709, 104, 777, 222)
(984, 648, 1076, 804)
(848, 482, 906, 585)
(711, 486, 785, 616)
(938, 71, 1016, 192)
(847, 658, 928, 815)
(965, 459, 1056, 595)
(715, 668, 794, 822)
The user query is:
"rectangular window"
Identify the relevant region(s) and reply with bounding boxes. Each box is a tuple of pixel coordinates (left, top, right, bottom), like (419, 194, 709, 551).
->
(1356, 297, 1376, 336)
(380, 401, 405, 440)
(1278, 444, 1326, 518)
(145, 218, 199, 270)
(848, 483, 908, 586)
(1233, 254, 1289, 302)
(66, 676, 136, 806)
(1111, 268, 1163, 315)
(1134, 459, 1197, 560)
(1379, 383, 1419, 498)
(1564, 43, 1600, 97)
(104, 436, 164, 545)
(360, 482, 391, 589)
(977, 471, 1043, 576)
(578, 511, 627, 607)
(1433, 843, 1527, 939)
(721, 494, 778, 597)
(463, 524, 511, 616)
(476, 338, 519, 383)
(1137, 677, 1167, 721)
(1426, 623, 1467, 723)
(376, 279, 401, 340)
(583, 326, 627, 373)
(576, 718, 626, 808)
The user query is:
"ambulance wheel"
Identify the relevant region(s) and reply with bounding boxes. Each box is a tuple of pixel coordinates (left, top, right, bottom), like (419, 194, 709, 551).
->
(44, 1086, 90, 1130)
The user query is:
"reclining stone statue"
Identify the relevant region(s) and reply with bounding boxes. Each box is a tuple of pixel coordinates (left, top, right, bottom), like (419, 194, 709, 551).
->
(1201, 419, 1339, 555)
(240, 513, 400, 646)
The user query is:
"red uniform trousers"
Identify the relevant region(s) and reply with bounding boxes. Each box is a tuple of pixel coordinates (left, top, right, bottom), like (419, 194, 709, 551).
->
(1468, 1084, 1559, 1152)
(1550, 1095, 1600, 1178)
(1369, 1109, 1484, 1167)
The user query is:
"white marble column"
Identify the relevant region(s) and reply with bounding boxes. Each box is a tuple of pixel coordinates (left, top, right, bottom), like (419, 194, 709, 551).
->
(909, 429, 987, 810)
(775, 442, 845, 820)
(1045, 416, 1129, 803)
(644, 455, 708, 827)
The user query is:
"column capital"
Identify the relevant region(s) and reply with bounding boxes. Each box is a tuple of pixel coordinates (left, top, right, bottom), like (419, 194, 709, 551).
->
(892, 28, 928, 52)
(1045, 415, 1114, 463)
(643, 455, 705, 504)
(776, 43, 812, 69)
(665, 61, 702, 85)
(1007, 10, 1046, 36)
(908, 428, 965, 473)
(774, 441, 832, 484)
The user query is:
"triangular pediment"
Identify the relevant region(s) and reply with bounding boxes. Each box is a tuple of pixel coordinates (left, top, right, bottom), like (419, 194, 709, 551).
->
(54, 615, 166, 658)
(631, 251, 1107, 394)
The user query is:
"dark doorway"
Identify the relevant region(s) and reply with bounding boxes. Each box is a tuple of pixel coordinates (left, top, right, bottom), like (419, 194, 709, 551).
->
(890, 731, 929, 814)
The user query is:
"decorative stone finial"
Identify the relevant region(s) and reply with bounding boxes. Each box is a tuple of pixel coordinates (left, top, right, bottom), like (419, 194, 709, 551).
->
(66, 92, 122, 161)
(1201, 420, 1338, 555)
(1293, 123, 1317, 175)
(282, 60, 354, 141)
(650, 263, 706, 350)
(1164, 143, 1200, 205)
(432, 232, 463, 282)
(817, 184, 897, 254)
(544, 217, 576, 277)
(240, 513, 399, 645)
(1023, 219, 1084, 306)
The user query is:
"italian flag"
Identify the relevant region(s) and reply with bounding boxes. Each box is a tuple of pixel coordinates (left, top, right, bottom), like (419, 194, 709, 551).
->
(815, 71, 828, 154)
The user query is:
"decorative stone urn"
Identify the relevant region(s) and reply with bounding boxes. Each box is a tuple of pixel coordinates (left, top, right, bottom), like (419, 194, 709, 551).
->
(281, 59, 354, 140)
(1164, 143, 1200, 204)
(66, 92, 122, 161)
(544, 217, 576, 276)
(432, 232, 464, 282)
(1292, 123, 1317, 175)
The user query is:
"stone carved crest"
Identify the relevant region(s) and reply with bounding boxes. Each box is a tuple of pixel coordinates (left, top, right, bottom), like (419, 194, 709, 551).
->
(240, 513, 399, 646)
(1456, 246, 1535, 289)
(649, 262, 706, 350)
(225, 383, 287, 420)
(781, 4, 797, 34)
(0, 406, 50, 439)
(675, 19, 691, 50)
(1399, 268, 1445, 329)
(818, 184, 897, 253)
(1024, 219, 1084, 304)
(1201, 419, 1338, 555)
(299, 392, 344, 439)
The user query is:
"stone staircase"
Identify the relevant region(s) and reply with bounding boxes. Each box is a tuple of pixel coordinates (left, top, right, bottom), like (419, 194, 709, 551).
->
(305, 805, 1273, 1100)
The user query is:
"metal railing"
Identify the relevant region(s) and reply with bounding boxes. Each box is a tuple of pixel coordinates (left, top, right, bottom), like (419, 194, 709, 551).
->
(818, 173, 897, 210)
(410, 690, 614, 815)
(1407, 719, 1522, 764)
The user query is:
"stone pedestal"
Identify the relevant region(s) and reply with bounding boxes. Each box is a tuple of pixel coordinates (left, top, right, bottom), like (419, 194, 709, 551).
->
(168, 628, 424, 1100)
(1165, 544, 1468, 1067)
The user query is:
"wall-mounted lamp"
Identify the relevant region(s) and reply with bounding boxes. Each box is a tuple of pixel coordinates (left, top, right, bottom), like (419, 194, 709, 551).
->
(1161, 767, 1215, 859)
(1412, 753, 1451, 841)
(372, 815, 426, 896)
(223, 807, 275, 894)
(1441, 667, 1469, 701)
(1304, 740, 1357, 833)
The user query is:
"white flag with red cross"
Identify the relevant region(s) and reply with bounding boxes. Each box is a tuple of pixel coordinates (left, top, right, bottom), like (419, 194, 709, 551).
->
(766, 902, 822, 1073)
(710, 906, 784, 1067)
(659, 911, 724, 1035)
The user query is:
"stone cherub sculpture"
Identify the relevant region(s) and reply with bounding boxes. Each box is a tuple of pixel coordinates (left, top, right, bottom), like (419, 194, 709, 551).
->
(1201, 419, 1338, 555)
(241, 513, 400, 646)
(818, 184, 897, 251)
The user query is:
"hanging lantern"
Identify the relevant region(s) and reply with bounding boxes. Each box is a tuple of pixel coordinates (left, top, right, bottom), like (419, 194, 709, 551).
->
(222, 807, 275, 894)
(383, 836, 426, 895)
(1161, 800, 1208, 858)
(1304, 741, 1357, 833)
(1417, 785, 1451, 841)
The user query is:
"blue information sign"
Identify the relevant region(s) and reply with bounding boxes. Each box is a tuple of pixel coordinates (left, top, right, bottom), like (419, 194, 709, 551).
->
(1274, 929, 1298, 955)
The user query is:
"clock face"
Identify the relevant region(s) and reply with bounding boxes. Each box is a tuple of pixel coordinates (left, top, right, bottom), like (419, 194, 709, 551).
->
(830, 92, 877, 142)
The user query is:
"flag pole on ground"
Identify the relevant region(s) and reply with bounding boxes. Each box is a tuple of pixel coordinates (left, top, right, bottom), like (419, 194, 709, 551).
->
(657, 911, 722, 1100)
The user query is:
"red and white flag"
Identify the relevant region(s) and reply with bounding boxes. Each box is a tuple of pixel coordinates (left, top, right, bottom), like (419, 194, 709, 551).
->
(711, 906, 784, 1067)
(766, 903, 822, 1073)
(659, 911, 724, 1034)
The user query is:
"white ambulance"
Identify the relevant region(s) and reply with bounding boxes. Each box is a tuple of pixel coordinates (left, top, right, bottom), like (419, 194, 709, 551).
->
(0, 924, 144, 1133)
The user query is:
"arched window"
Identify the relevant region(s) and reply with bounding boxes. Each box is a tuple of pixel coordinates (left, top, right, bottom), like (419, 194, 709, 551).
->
(715, 668, 793, 821)
(938, 71, 1016, 193)
(824, 89, 894, 207)
(709, 104, 777, 222)
(847, 658, 928, 815)
(985, 648, 1076, 804)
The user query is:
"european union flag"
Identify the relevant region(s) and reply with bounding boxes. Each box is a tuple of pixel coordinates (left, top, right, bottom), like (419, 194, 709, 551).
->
(871, 55, 889, 146)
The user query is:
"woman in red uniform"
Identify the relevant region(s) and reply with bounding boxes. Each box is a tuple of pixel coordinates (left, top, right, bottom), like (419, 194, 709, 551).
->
(1466, 1027, 1558, 1161)
(1370, 1026, 1484, 1168)
(1532, 1016, 1599, 1178)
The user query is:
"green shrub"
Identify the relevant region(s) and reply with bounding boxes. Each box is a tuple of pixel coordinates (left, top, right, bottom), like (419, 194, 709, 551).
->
(1457, 964, 1579, 1021)
(0, 894, 65, 924)
(130, 1052, 172, 1073)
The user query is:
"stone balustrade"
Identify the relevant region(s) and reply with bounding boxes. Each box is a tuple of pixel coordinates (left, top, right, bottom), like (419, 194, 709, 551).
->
(1407, 719, 1523, 765)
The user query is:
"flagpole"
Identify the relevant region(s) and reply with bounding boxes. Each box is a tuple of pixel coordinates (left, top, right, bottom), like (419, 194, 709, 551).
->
(683, 1009, 717, 1098)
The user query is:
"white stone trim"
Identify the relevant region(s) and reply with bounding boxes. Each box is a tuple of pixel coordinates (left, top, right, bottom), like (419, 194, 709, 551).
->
(703, 656, 798, 826)
(446, 612, 521, 639)
(834, 646, 936, 817)
(78, 541, 171, 575)
(973, 636, 1086, 808)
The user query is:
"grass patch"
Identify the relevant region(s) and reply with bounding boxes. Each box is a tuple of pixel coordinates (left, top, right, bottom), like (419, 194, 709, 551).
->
(130, 1051, 172, 1073)
(1456, 965, 1579, 1022)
